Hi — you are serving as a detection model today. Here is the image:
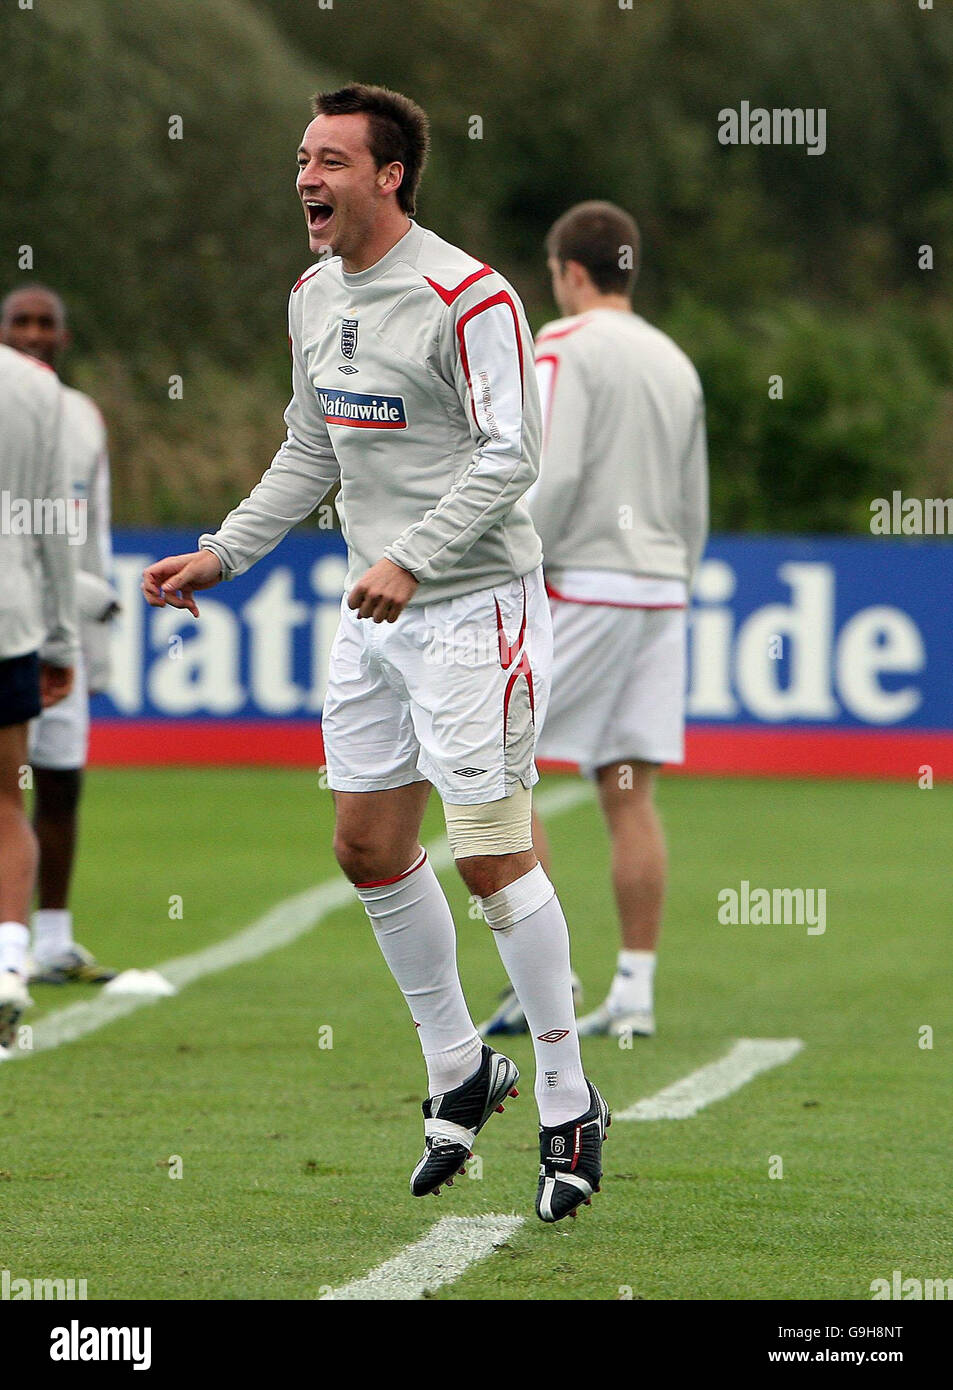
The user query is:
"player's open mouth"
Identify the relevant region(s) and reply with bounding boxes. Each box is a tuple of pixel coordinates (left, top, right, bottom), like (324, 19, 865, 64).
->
(305, 200, 334, 232)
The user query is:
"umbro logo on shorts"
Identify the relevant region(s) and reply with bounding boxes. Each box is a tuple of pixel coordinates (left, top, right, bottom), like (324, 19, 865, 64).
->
(453, 767, 486, 777)
(537, 1029, 570, 1043)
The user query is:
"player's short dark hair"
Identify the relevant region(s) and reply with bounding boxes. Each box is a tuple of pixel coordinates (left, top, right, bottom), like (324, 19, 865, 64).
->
(546, 201, 641, 295)
(311, 83, 430, 216)
(0, 282, 66, 326)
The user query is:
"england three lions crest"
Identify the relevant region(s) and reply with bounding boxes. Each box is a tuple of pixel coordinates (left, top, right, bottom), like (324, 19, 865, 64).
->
(340, 319, 359, 360)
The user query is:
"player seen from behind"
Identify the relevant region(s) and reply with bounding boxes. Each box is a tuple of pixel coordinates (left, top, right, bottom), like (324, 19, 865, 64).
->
(483, 200, 709, 1041)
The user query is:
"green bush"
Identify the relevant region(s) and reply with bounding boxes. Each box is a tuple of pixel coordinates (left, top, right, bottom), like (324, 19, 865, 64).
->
(2, 0, 950, 533)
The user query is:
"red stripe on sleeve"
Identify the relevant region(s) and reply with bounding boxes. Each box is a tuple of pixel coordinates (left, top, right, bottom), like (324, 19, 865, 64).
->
(535, 317, 591, 345)
(455, 290, 525, 424)
(291, 265, 324, 293)
(424, 264, 494, 304)
(535, 351, 560, 445)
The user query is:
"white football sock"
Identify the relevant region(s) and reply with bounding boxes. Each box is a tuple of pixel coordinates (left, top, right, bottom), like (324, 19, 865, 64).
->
(31, 909, 74, 966)
(480, 864, 589, 1126)
(356, 850, 482, 1097)
(0, 921, 30, 978)
(606, 948, 656, 1016)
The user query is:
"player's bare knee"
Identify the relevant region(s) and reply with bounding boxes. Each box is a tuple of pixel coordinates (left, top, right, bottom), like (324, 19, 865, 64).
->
(334, 829, 416, 886)
(333, 831, 377, 884)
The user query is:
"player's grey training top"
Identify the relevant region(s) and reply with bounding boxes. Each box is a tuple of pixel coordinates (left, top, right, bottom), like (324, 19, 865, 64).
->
(200, 221, 543, 604)
(0, 343, 78, 666)
(60, 385, 116, 692)
(530, 309, 708, 591)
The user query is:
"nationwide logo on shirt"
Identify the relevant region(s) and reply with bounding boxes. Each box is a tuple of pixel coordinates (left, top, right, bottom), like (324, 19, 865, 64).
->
(317, 389, 408, 429)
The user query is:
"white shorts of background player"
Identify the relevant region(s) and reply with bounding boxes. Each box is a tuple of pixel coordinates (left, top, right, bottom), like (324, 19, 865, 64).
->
(29, 649, 89, 772)
(535, 590, 687, 774)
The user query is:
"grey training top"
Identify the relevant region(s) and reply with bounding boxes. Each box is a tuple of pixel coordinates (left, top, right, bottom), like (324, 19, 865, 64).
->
(201, 221, 543, 604)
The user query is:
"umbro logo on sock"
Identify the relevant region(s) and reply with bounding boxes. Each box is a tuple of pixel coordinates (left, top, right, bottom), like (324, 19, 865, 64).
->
(537, 1029, 570, 1043)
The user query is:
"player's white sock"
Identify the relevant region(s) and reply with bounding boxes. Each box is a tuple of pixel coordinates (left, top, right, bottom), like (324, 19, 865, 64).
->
(480, 864, 590, 1126)
(0, 921, 30, 978)
(606, 948, 656, 1016)
(356, 850, 482, 1097)
(31, 909, 74, 966)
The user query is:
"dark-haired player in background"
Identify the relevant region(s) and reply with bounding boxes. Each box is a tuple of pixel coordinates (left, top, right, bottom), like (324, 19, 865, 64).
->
(484, 201, 708, 1041)
(143, 86, 607, 1223)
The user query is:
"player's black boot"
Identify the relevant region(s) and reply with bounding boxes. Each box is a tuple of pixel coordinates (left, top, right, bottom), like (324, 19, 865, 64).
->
(536, 1080, 610, 1223)
(410, 1044, 519, 1197)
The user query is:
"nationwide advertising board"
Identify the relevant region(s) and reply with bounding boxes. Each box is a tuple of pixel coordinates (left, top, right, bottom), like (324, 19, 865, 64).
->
(89, 531, 952, 779)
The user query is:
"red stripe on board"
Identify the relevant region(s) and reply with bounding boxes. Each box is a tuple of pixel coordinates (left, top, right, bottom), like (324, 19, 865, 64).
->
(88, 721, 327, 767)
(88, 722, 953, 781)
(542, 727, 953, 781)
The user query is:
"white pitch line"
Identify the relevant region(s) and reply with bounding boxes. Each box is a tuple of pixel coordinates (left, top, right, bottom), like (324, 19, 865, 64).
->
(616, 1038, 804, 1121)
(319, 1214, 524, 1301)
(8, 780, 594, 1062)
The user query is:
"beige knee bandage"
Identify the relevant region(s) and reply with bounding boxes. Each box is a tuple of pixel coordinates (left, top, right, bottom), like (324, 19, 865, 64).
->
(443, 783, 533, 858)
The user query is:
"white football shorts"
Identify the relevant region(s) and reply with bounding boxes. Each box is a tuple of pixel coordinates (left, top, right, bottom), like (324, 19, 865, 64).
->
(535, 598, 687, 775)
(29, 650, 89, 771)
(322, 567, 551, 804)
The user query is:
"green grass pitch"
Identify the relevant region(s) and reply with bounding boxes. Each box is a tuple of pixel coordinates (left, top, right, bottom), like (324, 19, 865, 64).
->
(2, 768, 950, 1300)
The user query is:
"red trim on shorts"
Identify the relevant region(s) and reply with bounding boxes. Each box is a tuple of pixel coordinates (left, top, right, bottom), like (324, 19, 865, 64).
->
(497, 579, 535, 738)
(355, 848, 427, 890)
(495, 585, 528, 669)
(545, 581, 686, 611)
